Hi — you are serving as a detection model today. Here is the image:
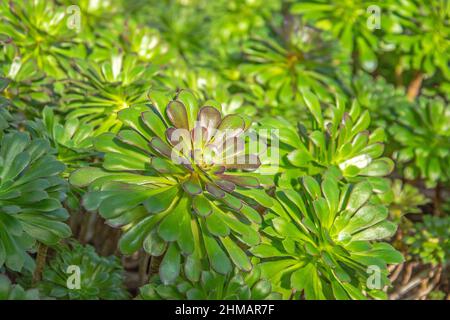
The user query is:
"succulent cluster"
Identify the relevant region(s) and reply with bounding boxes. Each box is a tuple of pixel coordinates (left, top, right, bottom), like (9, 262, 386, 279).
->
(0, 132, 70, 272)
(390, 97, 450, 187)
(140, 263, 281, 300)
(376, 179, 430, 222)
(71, 91, 269, 283)
(0, 274, 41, 300)
(404, 216, 449, 266)
(260, 92, 394, 190)
(254, 175, 402, 299)
(62, 54, 158, 136)
(36, 243, 128, 300)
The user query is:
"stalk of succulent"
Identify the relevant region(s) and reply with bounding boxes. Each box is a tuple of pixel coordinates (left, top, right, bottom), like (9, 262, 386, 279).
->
(38, 242, 129, 300)
(140, 262, 282, 300)
(0, 132, 71, 272)
(70, 90, 272, 283)
(252, 175, 403, 299)
(259, 91, 394, 190)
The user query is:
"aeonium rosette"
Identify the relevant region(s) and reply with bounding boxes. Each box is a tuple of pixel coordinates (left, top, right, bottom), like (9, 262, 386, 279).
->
(70, 90, 276, 284)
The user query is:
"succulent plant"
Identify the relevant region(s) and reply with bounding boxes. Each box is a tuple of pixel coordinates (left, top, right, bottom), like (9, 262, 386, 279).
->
(427, 290, 446, 300)
(25, 107, 95, 171)
(0, 47, 53, 114)
(291, 0, 395, 73)
(241, 30, 340, 104)
(259, 91, 394, 190)
(352, 72, 413, 130)
(38, 242, 128, 300)
(158, 62, 257, 117)
(90, 21, 175, 66)
(390, 97, 449, 187)
(0, 0, 85, 78)
(62, 54, 158, 135)
(140, 263, 281, 300)
(252, 175, 402, 299)
(0, 131, 71, 272)
(0, 274, 40, 300)
(141, 0, 209, 59)
(70, 90, 271, 283)
(387, 0, 450, 80)
(207, 0, 280, 47)
(376, 179, 429, 222)
(58, 0, 120, 37)
(404, 215, 449, 266)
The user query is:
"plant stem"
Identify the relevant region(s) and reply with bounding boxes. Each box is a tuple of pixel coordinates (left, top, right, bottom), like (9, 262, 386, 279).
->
(434, 182, 442, 216)
(149, 255, 163, 276)
(406, 71, 424, 101)
(395, 64, 403, 87)
(32, 243, 48, 286)
(138, 251, 151, 285)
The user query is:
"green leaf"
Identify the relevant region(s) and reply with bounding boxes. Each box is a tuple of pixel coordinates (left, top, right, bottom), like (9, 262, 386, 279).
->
(346, 181, 371, 213)
(205, 211, 230, 237)
(237, 188, 273, 208)
(143, 231, 166, 256)
(158, 197, 188, 242)
(251, 279, 272, 300)
(221, 236, 252, 272)
(352, 221, 397, 241)
(342, 205, 388, 235)
(177, 90, 199, 130)
(202, 228, 232, 275)
(177, 209, 195, 255)
(287, 149, 312, 167)
(370, 243, 404, 264)
(313, 197, 331, 227)
(120, 215, 160, 254)
(141, 110, 167, 140)
(302, 176, 321, 199)
(192, 194, 212, 217)
(181, 175, 203, 195)
(300, 88, 324, 128)
(218, 114, 245, 132)
(321, 177, 339, 219)
(166, 101, 189, 129)
(98, 186, 154, 219)
(291, 263, 325, 299)
(143, 186, 179, 214)
(159, 243, 181, 284)
(359, 158, 394, 177)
